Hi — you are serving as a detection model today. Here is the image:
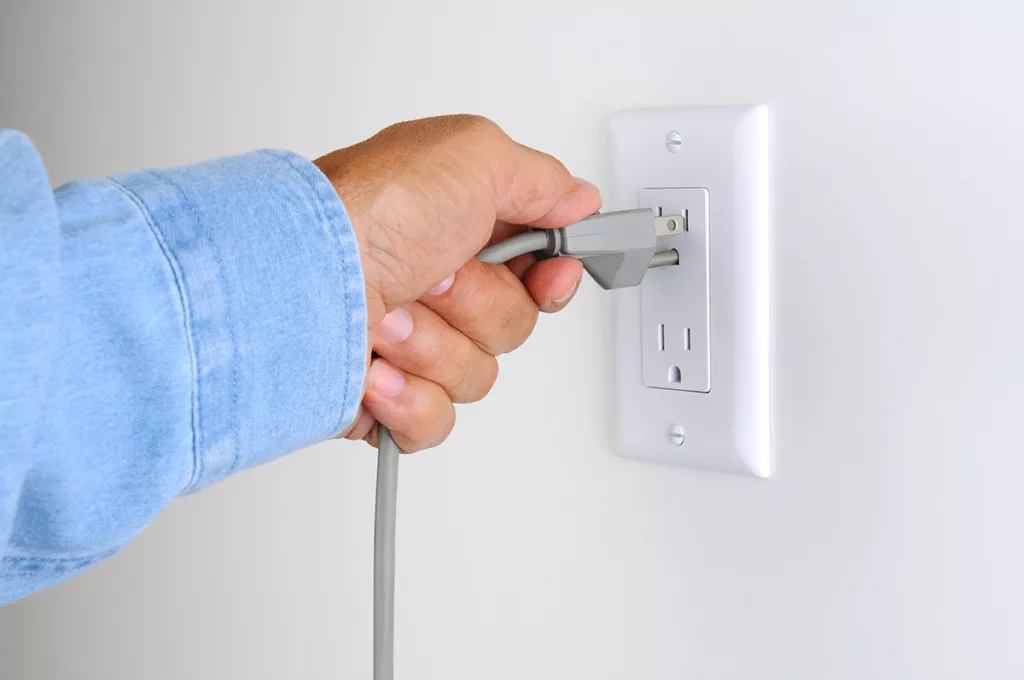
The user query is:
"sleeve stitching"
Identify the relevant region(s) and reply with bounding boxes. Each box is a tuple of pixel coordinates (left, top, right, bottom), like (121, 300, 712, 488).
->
(2, 548, 118, 574)
(105, 176, 203, 492)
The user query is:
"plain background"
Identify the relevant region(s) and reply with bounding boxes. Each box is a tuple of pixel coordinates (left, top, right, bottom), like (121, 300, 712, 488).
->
(1, 0, 1022, 678)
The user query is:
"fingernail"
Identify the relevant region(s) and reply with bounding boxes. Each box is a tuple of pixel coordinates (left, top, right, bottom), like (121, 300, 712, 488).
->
(369, 361, 404, 398)
(573, 176, 599, 193)
(376, 307, 413, 342)
(427, 274, 455, 296)
(543, 276, 581, 313)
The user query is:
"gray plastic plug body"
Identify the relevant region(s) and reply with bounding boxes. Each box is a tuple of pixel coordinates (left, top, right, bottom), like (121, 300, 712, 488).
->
(556, 209, 659, 290)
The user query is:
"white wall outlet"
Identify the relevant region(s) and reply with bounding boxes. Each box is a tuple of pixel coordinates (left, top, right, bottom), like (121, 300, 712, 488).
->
(609, 106, 771, 477)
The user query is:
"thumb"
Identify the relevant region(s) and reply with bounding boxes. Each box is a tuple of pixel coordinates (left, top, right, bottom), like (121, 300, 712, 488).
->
(494, 144, 602, 229)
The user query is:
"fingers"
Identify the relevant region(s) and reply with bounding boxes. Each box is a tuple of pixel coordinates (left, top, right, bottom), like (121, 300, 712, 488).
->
(521, 256, 584, 313)
(340, 405, 376, 442)
(348, 244, 581, 453)
(373, 302, 499, 403)
(362, 358, 455, 453)
(316, 114, 601, 453)
(419, 258, 540, 356)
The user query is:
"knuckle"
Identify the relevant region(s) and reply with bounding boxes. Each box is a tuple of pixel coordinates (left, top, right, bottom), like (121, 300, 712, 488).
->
(511, 304, 539, 352)
(457, 264, 494, 308)
(437, 406, 456, 445)
(455, 272, 501, 347)
(462, 266, 538, 356)
(451, 355, 498, 404)
(492, 295, 538, 355)
(412, 385, 455, 452)
(477, 358, 500, 399)
(458, 114, 500, 136)
(429, 114, 501, 144)
(407, 402, 454, 453)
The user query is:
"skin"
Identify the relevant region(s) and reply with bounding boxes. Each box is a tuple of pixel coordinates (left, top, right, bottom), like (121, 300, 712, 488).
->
(313, 115, 601, 452)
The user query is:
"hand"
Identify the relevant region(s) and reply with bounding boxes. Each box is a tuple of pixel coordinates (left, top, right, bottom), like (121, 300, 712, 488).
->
(314, 115, 601, 452)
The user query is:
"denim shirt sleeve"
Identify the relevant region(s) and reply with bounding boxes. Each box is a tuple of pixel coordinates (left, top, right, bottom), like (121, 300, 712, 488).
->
(0, 130, 367, 604)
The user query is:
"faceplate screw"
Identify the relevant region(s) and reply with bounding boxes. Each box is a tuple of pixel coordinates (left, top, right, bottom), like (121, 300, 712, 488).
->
(666, 130, 683, 153)
(668, 424, 685, 446)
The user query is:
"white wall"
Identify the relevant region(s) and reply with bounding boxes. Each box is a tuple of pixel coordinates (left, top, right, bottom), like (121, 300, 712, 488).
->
(2, 0, 1022, 678)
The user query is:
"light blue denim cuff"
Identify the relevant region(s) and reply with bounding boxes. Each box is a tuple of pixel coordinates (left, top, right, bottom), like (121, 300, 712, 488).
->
(110, 150, 367, 491)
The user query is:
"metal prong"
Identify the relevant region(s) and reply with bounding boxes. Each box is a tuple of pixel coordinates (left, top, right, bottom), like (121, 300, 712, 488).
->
(649, 249, 679, 268)
(654, 211, 688, 236)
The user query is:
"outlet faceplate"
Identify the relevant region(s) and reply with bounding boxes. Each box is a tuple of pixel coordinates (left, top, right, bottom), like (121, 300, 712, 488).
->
(609, 106, 771, 478)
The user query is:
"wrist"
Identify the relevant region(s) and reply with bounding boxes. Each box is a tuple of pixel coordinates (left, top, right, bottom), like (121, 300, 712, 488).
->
(313, 152, 388, 330)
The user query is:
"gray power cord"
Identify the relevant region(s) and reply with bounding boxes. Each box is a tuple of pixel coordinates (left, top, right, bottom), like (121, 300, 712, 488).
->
(476, 230, 552, 264)
(373, 427, 400, 680)
(372, 207, 681, 680)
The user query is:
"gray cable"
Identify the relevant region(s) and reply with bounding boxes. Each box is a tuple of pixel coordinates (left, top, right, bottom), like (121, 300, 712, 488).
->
(372, 236, 539, 680)
(373, 426, 400, 680)
(371, 213, 682, 678)
(476, 230, 553, 265)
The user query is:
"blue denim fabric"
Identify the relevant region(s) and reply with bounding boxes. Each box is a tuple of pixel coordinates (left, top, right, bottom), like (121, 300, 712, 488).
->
(0, 130, 367, 604)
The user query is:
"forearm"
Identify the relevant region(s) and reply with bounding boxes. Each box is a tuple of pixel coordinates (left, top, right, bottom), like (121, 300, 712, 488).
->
(0, 131, 367, 603)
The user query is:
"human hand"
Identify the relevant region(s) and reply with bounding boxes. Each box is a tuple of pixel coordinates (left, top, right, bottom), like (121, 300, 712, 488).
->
(313, 115, 601, 451)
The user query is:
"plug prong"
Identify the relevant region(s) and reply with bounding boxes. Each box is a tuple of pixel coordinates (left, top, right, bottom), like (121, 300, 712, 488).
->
(648, 249, 679, 268)
(654, 211, 688, 236)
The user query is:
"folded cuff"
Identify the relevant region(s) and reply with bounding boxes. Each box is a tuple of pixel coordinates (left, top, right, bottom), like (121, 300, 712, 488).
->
(110, 150, 367, 491)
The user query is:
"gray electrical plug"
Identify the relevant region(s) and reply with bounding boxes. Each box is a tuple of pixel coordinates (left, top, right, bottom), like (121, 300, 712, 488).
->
(476, 207, 681, 290)
(552, 208, 681, 289)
